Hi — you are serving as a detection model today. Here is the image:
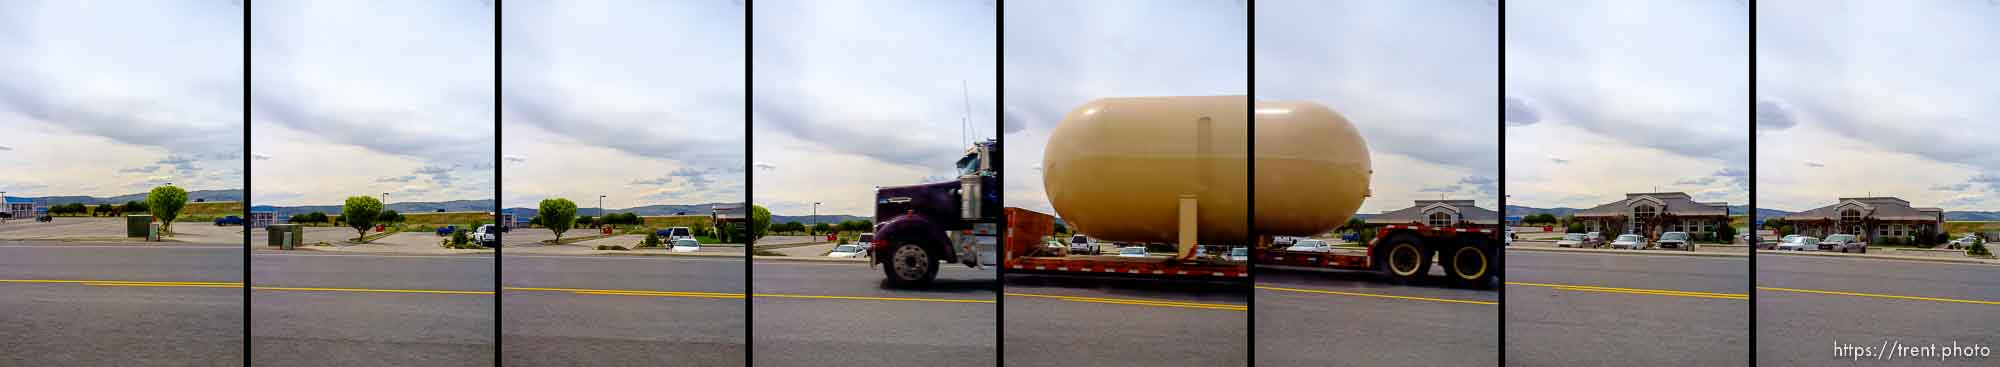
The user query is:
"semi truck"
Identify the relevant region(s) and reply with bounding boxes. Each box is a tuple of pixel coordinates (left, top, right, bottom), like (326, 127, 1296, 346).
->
(870, 96, 1494, 287)
(868, 139, 1001, 287)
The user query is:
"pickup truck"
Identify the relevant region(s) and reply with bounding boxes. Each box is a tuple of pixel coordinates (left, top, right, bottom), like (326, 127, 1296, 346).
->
(436, 225, 458, 236)
(214, 216, 245, 226)
(472, 224, 499, 247)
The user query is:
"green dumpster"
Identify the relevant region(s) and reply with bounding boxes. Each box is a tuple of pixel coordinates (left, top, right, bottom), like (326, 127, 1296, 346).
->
(126, 215, 153, 238)
(267, 224, 304, 248)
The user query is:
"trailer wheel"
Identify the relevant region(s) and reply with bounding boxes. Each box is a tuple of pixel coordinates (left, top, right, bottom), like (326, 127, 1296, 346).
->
(1379, 234, 1430, 281)
(1446, 244, 1493, 288)
(882, 242, 939, 287)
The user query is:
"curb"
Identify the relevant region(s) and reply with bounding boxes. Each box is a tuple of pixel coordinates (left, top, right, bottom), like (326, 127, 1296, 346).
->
(0, 237, 193, 243)
(752, 241, 833, 251)
(592, 251, 747, 258)
(1506, 246, 1748, 258)
(1754, 250, 2000, 266)
(751, 255, 870, 263)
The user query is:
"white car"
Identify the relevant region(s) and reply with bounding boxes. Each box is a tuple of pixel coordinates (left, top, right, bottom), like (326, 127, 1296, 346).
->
(1227, 247, 1249, 261)
(1069, 234, 1097, 254)
(664, 227, 694, 243)
(827, 244, 865, 258)
(1556, 233, 1586, 248)
(1285, 239, 1332, 252)
(670, 238, 701, 253)
(1947, 235, 1982, 250)
(1776, 236, 1818, 251)
(1609, 234, 1645, 249)
(1117, 246, 1149, 257)
(472, 224, 498, 247)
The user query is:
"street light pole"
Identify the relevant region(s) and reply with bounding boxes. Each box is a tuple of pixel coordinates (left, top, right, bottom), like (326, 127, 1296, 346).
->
(812, 202, 820, 236)
(599, 194, 607, 217)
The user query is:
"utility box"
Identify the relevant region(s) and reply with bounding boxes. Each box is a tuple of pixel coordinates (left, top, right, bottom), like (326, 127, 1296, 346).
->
(148, 223, 161, 242)
(267, 224, 303, 248)
(126, 215, 154, 238)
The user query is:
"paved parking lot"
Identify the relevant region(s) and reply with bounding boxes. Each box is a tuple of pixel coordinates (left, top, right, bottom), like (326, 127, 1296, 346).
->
(0, 217, 241, 243)
(1512, 238, 1749, 255)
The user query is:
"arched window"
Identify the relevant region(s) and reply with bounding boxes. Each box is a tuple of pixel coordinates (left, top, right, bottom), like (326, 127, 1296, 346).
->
(1633, 205, 1657, 220)
(1428, 212, 1453, 227)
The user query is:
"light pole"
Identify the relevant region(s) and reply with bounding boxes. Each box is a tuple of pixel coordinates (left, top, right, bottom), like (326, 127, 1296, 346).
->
(598, 195, 607, 224)
(1, 191, 7, 223)
(812, 202, 820, 236)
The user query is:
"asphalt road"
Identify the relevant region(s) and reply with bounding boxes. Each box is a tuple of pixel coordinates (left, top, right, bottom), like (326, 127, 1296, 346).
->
(1757, 254, 1999, 366)
(1255, 268, 1497, 367)
(1505, 250, 1749, 366)
(1003, 274, 1247, 367)
(502, 254, 745, 366)
(0, 241, 243, 366)
(753, 260, 996, 367)
(252, 252, 494, 367)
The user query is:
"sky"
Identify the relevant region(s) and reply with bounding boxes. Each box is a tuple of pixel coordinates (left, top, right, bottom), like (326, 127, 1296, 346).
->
(1755, 0, 2000, 212)
(1003, 0, 1248, 214)
(1256, 0, 1497, 213)
(501, 0, 744, 210)
(0, 1, 243, 197)
(752, 0, 997, 217)
(251, 0, 494, 206)
(1504, 0, 1749, 209)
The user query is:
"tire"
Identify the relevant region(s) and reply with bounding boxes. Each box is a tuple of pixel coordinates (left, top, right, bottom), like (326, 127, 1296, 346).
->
(1445, 243, 1493, 288)
(881, 242, 939, 287)
(1378, 234, 1431, 282)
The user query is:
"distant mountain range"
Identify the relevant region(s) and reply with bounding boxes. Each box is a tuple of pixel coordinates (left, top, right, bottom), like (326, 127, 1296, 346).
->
(772, 214, 871, 225)
(1505, 204, 1751, 217)
(259, 199, 494, 218)
(15, 189, 244, 206)
(503, 203, 738, 221)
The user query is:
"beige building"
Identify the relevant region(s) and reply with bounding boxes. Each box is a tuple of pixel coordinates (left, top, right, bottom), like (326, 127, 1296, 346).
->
(1573, 192, 1730, 240)
(1780, 197, 1942, 244)
(1364, 200, 1499, 228)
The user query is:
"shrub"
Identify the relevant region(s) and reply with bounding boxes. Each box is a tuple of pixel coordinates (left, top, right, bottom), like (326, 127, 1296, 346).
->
(1715, 225, 1738, 244)
(1968, 241, 1991, 257)
(643, 232, 662, 247)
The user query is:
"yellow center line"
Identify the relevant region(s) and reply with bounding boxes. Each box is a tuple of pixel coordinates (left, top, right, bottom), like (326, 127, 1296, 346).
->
(86, 283, 242, 288)
(756, 294, 994, 304)
(574, 291, 744, 299)
(252, 287, 492, 295)
(1508, 281, 1747, 300)
(0, 279, 240, 286)
(1005, 292, 1247, 311)
(1255, 286, 1498, 305)
(1759, 286, 2000, 306)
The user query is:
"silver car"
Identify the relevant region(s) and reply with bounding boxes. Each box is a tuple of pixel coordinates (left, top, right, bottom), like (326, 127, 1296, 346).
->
(1656, 231, 1695, 251)
(1609, 234, 1645, 250)
(1776, 236, 1817, 251)
(1285, 239, 1332, 252)
(1820, 234, 1867, 253)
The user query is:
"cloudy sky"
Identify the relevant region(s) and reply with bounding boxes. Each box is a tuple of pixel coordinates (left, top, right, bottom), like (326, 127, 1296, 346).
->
(502, 0, 743, 210)
(1505, 0, 1748, 209)
(0, 1, 242, 197)
(1257, 0, 1496, 213)
(1004, 0, 1247, 214)
(251, 1, 494, 206)
(1756, 0, 2000, 212)
(752, 0, 996, 217)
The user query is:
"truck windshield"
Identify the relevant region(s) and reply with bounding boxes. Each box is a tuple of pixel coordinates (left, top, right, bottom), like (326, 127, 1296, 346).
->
(1564, 234, 1585, 241)
(1662, 233, 1687, 240)
(955, 153, 980, 176)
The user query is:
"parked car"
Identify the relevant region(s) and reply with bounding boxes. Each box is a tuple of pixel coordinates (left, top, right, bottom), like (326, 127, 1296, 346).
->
(1556, 233, 1589, 248)
(856, 232, 874, 245)
(670, 238, 701, 253)
(1657, 231, 1695, 251)
(1116, 246, 1149, 257)
(436, 225, 457, 236)
(214, 215, 244, 226)
(35, 213, 52, 222)
(1227, 247, 1248, 261)
(1947, 234, 1982, 250)
(1340, 232, 1360, 242)
(1820, 234, 1867, 253)
(1285, 239, 1332, 252)
(1505, 230, 1516, 246)
(1776, 236, 1818, 251)
(663, 227, 694, 243)
(1586, 232, 1606, 246)
(472, 224, 499, 247)
(1609, 234, 1645, 249)
(828, 244, 865, 258)
(1069, 234, 1097, 254)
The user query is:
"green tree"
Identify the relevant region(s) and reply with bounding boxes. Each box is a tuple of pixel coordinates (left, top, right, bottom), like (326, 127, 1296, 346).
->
(309, 212, 329, 225)
(1715, 225, 1738, 244)
(750, 205, 772, 240)
(1053, 221, 1068, 235)
(379, 210, 402, 225)
(342, 196, 384, 242)
(813, 222, 833, 235)
(643, 232, 662, 247)
(147, 185, 188, 236)
(120, 201, 148, 217)
(95, 204, 115, 217)
(539, 198, 579, 242)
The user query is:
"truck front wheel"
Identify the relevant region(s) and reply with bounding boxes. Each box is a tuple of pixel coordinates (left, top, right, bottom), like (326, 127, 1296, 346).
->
(882, 242, 940, 287)
(1379, 234, 1431, 282)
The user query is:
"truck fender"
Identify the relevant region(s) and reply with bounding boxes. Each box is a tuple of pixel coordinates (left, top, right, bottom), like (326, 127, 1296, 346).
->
(873, 213, 954, 264)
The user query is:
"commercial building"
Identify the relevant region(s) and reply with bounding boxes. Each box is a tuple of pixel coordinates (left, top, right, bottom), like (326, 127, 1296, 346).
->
(1780, 197, 1942, 244)
(1572, 192, 1731, 240)
(1365, 199, 1500, 227)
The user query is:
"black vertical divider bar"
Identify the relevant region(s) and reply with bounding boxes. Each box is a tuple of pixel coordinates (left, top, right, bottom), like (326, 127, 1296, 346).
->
(743, 1, 755, 365)
(1746, 2, 1757, 364)
(1495, 2, 1506, 366)
(241, 0, 252, 364)
(993, 0, 1006, 365)
(492, 1, 503, 365)
(1244, 1, 1256, 366)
